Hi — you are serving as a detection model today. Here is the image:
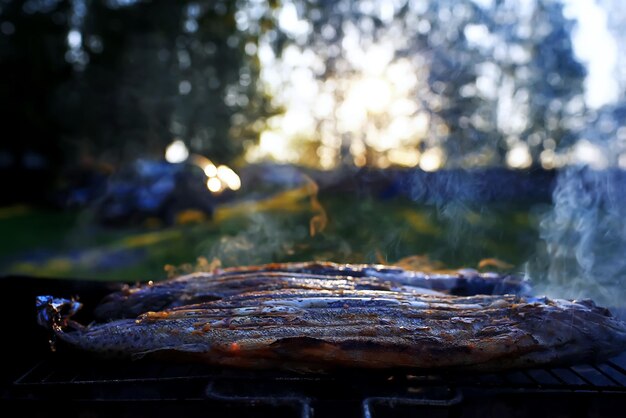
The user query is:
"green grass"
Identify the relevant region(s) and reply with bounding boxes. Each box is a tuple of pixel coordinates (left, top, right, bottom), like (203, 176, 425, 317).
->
(0, 206, 78, 255)
(0, 195, 542, 281)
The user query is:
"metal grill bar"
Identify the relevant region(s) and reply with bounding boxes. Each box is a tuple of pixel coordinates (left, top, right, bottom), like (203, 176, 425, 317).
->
(8, 352, 626, 418)
(13, 356, 626, 392)
(597, 363, 626, 386)
(524, 369, 561, 386)
(550, 368, 587, 386)
(503, 370, 533, 385)
(570, 365, 617, 387)
(7, 359, 626, 418)
(590, 364, 622, 386)
(362, 389, 464, 418)
(205, 381, 312, 418)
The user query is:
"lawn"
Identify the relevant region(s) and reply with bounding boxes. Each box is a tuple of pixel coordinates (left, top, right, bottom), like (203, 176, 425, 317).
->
(0, 191, 544, 282)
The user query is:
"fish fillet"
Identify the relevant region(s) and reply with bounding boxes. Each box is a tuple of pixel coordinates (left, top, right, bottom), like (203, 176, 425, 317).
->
(37, 289, 626, 371)
(95, 261, 530, 319)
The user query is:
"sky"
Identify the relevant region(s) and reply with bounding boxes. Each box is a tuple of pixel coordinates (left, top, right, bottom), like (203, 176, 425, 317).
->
(562, 0, 619, 108)
(472, 0, 620, 109)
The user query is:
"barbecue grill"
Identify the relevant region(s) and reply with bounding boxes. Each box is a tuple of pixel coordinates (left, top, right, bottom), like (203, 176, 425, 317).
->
(3, 275, 626, 417)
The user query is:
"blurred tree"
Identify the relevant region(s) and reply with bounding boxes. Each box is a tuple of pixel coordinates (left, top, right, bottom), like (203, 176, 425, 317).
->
(0, 0, 72, 204)
(0, 0, 275, 189)
(57, 0, 273, 165)
(252, 0, 586, 169)
(0, 0, 596, 205)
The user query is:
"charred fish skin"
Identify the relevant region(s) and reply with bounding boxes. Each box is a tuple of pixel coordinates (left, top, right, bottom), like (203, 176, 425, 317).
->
(38, 290, 626, 371)
(94, 262, 531, 319)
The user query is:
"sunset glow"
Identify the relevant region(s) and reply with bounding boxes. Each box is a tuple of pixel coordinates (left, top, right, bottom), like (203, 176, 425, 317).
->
(246, 39, 437, 170)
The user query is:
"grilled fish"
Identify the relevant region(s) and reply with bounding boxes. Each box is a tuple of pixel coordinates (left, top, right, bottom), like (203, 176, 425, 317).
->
(37, 289, 626, 371)
(95, 261, 530, 319)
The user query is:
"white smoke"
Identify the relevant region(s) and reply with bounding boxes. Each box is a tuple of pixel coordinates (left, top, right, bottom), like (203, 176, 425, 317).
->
(529, 165, 626, 306)
(206, 212, 309, 267)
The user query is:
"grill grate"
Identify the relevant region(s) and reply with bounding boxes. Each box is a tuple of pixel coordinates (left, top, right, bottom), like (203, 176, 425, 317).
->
(16, 352, 626, 390)
(9, 351, 626, 418)
(6, 274, 626, 417)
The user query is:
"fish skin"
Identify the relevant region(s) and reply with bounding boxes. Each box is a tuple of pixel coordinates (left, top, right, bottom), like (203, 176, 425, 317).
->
(94, 262, 530, 319)
(39, 289, 626, 371)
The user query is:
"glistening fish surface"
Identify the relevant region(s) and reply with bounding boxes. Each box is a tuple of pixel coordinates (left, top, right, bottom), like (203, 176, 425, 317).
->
(94, 261, 530, 319)
(37, 289, 626, 371)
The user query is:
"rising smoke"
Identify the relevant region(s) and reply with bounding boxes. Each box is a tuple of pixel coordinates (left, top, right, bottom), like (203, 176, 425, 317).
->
(529, 166, 626, 306)
(206, 212, 308, 267)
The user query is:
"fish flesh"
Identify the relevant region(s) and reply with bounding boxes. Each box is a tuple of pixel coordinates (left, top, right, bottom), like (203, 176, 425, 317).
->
(37, 289, 626, 371)
(94, 261, 530, 319)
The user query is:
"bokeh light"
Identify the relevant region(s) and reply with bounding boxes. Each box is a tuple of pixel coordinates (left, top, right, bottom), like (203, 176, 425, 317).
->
(165, 140, 189, 164)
